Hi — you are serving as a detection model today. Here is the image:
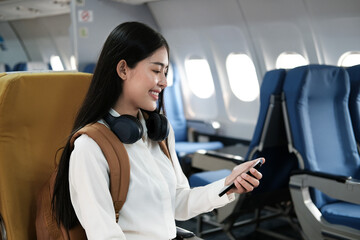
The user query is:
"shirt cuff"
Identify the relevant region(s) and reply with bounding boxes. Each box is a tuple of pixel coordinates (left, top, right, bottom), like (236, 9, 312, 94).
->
(208, 178, 236, 208)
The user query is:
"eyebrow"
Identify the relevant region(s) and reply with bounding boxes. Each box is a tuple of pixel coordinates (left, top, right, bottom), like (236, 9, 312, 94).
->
(150, 62, 168, 68)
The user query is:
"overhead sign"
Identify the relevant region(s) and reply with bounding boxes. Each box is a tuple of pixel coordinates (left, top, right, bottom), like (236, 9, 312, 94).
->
(78, 10, 93, 23)
(79, 27, 89, 38)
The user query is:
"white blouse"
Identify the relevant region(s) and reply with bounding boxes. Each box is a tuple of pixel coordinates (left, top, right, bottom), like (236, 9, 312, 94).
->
(69, 110, 235, 240)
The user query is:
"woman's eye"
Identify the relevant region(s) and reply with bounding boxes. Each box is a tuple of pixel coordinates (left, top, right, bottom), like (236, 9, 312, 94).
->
(153, 70, 161, 74)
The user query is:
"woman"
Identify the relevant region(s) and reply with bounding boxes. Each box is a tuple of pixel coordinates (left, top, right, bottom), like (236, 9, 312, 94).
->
(52, 21, 263, 240)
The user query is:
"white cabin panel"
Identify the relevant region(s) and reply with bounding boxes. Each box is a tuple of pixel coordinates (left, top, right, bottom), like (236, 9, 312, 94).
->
(239, 0, 319, 69)
(305, 0, 360, 65)
(0, 22, 28, 68)
(72, 0, 158, 71)
(163, 28, 218, 120)
(208, 25, 260, 138)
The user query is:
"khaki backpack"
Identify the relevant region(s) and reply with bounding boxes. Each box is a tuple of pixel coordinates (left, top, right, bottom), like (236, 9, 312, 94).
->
(35, 122, 171, 240)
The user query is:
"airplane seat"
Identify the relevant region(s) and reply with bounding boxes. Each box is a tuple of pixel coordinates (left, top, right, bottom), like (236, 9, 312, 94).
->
(0, 72, 92, 240)
(283, 65, 360, 240)
(245, 69, 298, 195)
(189, 169, 232, 188)
(13, 62, 51, 71)
(164, 64, 224, 174)
(12, 62, 26, 71)
(0, 63, 11, 72)
(347, 64, 360, 152)
(245, 69, 287, 160)
(188, 69, 300, 239)
(83, 63, 96, 73)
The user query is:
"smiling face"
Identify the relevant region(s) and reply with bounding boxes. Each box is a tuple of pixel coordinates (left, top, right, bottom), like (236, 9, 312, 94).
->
(114, 46, 169, 116)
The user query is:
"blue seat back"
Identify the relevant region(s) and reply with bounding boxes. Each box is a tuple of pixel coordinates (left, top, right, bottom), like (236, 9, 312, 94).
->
(246, 69, 298, 194)
(283, 65, 360, 208)
(246, 69, 287, 159)
(13, 62, 51, 71)
(347, 64, 360, 146)
(164, 65, 188, 142)
(13, 62, 27, 71)
(83, 63, 96, 73)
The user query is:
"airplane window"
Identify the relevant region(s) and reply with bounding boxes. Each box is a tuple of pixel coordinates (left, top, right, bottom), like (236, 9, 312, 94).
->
(338, 51, 360, 67)
(50, 55, 64, 71)
(184, 58, 215, 99)
(276, 52, 308, 69)
(226, 53, 259, 102)
(166, 64, 173, 87)
(70, 55, 77, 70)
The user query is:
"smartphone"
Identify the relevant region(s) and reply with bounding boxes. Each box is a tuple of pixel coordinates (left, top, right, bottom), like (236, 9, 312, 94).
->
(218, 158, 264, 197)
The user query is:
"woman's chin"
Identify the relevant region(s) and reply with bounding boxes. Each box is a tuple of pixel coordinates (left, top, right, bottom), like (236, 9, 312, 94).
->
(142, 105, 157, 112)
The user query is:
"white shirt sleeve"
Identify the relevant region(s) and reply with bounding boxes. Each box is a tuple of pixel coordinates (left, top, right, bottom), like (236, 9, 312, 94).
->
(69, 134, 127, 240)
(166, 126, 236, 220)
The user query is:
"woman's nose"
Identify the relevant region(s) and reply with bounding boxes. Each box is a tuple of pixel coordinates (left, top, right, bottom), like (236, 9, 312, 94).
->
(158, 74, 167, 88)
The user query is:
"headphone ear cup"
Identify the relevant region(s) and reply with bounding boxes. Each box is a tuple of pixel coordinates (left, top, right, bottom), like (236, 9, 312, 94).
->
(106, 115, 143, 144)
(146, 113, 169, 141)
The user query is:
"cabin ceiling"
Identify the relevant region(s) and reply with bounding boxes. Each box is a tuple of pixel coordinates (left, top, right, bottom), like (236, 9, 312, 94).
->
(110, 0, 161, 5)
(0, 0, 70, 21)
(0, 0, 160, 21)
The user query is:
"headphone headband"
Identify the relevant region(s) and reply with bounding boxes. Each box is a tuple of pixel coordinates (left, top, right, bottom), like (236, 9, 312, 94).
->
(104, 111, 169, 144)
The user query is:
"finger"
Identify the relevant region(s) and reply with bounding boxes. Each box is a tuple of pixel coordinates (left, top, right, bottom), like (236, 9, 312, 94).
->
(233, 177, 247, 194)
(225, 162, 252, 185)
(241, 172, 260, 188)
(249, 168, 263, 180)
(237, 176, 254, 192)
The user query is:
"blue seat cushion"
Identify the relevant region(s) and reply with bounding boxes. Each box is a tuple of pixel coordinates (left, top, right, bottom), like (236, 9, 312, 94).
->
(189, 169, 231, 187)
(175, 141, 224, 158)
(321, 202, 360, 230)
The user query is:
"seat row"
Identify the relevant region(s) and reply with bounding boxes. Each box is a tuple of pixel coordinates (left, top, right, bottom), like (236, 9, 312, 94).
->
(188, 64, 360, 240)
(0, 62, 52, 72)
(0, 65, 358, 239)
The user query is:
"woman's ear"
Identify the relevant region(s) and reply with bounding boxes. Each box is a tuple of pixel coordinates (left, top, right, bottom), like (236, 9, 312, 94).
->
(116, 60, 128, 80)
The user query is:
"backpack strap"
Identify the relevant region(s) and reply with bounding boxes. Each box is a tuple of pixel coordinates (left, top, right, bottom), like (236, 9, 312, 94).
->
(159, 139, 171, 161)
(70, 123, 130, 222)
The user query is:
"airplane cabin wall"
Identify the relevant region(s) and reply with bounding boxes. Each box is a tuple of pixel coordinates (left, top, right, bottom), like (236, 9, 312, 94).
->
(0, 0, 358, 142)
(149, 0, 360, 141)
(149, 0, 260, 140)
(0, 14, 72, 70)
(72, 0, 158, 71)
(0, 22, 28, 68)
(304, 0, 360, 65)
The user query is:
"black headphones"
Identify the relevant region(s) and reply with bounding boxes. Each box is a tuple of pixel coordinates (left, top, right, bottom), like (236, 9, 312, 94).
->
(104, 111, 169, 144)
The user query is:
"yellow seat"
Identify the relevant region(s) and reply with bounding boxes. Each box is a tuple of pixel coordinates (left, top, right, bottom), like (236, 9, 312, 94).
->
(0, 72, 92, 240)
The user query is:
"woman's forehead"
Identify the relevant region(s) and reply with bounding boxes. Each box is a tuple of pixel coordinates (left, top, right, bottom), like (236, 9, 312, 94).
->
(147, 47, 169, 66)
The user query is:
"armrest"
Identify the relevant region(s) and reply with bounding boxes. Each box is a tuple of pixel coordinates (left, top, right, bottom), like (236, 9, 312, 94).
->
(187, 119, 221, 135)
(176, 226, 195, 238)
(291, 169, 351, 183)
(197, 150, 244, 165)
(192, 150, 244, 171)
(290, 170, 360, 205)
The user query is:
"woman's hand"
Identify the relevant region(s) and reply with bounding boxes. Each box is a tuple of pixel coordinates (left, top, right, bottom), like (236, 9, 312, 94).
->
(224, 158, 265, 195)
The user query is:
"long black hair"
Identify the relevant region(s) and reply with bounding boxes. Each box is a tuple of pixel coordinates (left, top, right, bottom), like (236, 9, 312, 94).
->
(52, 21, 169, 229)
